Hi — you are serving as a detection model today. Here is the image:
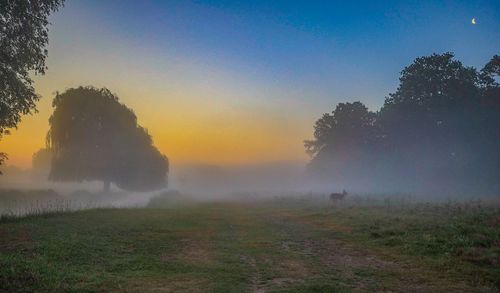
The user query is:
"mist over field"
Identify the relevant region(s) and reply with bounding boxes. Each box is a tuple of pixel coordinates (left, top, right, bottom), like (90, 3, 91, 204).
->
(1, 0, 499, 292)
(1, 1, 498, 201)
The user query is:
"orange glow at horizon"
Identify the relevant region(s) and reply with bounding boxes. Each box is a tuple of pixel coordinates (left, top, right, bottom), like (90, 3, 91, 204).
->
(0, 9, 316, 170)
(0, 84, 311, 170)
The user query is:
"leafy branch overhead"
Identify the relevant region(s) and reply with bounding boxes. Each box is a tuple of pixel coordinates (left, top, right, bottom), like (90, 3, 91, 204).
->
(0, 0, 64, 137)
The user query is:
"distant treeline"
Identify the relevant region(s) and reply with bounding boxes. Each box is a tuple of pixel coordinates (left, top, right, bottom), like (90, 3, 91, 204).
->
(305, 53, 499, 195)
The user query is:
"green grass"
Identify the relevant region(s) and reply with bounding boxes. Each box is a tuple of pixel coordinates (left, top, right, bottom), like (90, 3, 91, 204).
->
(279, 197, 500, 288)
(1, 197, 499, 292)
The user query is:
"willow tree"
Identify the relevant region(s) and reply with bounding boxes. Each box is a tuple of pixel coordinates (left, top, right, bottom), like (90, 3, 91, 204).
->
(47, 86, 169, 192)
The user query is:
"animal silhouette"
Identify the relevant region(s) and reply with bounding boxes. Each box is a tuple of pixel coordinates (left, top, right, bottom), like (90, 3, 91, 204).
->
(330, 190, 348, 202)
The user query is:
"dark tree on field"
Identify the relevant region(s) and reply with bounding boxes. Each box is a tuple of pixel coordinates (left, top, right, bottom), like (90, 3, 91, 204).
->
(476, 55, 500, 185)
(32, 148, 52, 178)
(0, 0, 64, 165)
(480, 55, 500, 90)
(306, 53, 500, 194)
(379, 53, 480, 148)
(480, 56, 500, 113)
(305, 102, 377, 181)
(47, 86, 169, 192)
(305, 101, 376, 157)
(378, 53, 484, 185)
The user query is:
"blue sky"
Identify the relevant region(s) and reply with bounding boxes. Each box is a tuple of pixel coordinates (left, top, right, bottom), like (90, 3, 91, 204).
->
(63, 0, 499, 108)
(3, 0, 499, 167)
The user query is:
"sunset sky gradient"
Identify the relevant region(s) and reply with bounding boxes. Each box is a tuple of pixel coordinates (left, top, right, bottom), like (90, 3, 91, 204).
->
(1, 0, 499, 169)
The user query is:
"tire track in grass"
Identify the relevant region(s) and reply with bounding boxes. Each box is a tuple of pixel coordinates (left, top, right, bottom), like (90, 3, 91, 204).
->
(266, 206, 496, 292)
(211, 203, 325, 292)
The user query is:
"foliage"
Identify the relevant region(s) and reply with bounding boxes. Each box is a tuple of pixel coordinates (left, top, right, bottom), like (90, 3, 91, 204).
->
(304, 101, 376, 157)
(480, 55, 500, 89)
(0, 153, 6, 174)
(306, 53, 500, 193)
(0, 0, 64, 138)
(47, 86, 169, 191)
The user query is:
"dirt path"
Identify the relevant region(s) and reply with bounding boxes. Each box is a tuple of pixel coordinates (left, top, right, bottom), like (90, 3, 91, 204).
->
(1, 202, 496, 292)
(221, 204, 494, 292)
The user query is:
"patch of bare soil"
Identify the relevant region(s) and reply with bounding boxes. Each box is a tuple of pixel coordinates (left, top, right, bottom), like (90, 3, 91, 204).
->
(161, 229, 215, 266)
(161, 239, 214, 266)
(240, 255, 304, 293)
(177, 238, 214, 264)
(282, 221, 495, 292)
(0, 227, 34, 254)
(118, 276, 208, 293)
(239, 254, 262, 292)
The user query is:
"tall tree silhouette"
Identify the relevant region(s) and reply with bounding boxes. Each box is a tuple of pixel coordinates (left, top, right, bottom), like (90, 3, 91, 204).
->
(378, 53, 483, 185)
(305, 102, 376, 157)
(47, 86, 169, 192)
(380, 53, 479, 149)
(306, 53, 500, 194)
(476, 55, 500, 186)
(305, 102, 377, 181)
(0, 0, 64, 165)
(480, 55, 500, 90)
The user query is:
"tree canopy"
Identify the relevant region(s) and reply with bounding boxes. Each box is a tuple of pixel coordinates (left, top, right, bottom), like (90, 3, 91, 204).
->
(306, 53, 500, 194)
(305, 101, 376, 157)
(0, 0, 64, 165)
(47, 86, 169, 192)
(0, 0, 64, 136)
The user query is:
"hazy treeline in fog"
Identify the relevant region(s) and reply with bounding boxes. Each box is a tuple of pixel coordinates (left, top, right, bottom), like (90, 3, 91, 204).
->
(3, 53, 499, 199)
(305, 53, 500, 196)
(1, 0, 499, 199)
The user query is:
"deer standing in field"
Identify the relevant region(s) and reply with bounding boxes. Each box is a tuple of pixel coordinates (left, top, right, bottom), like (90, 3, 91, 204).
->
(330, 190, 348, 203)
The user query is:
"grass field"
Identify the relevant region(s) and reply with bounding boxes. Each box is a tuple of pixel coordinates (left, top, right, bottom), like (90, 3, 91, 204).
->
(1, 196, 499, 292)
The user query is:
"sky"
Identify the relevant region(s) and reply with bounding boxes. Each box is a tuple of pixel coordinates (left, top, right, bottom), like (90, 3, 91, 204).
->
(1, 0, 499, 169)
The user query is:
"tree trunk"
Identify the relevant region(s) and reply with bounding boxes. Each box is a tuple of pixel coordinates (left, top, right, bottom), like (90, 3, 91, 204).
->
(103, 180, 111, 193)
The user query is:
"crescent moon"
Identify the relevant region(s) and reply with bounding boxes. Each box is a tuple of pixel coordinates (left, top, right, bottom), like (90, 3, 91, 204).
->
(472, 18, 476, 25)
